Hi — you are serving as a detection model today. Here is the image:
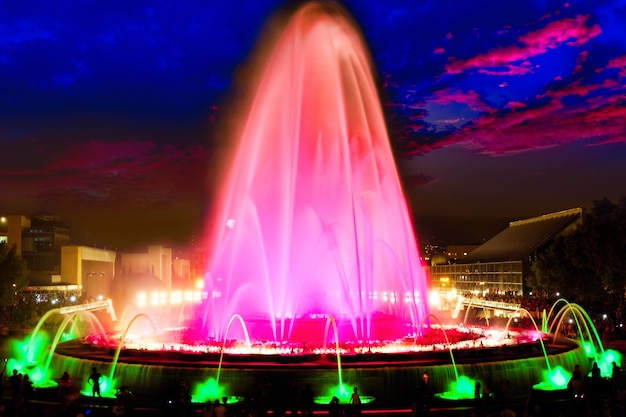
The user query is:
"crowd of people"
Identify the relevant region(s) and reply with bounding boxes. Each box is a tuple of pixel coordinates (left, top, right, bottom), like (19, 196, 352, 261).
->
(0, 364, 34, 417)
(0, 360, 624, 417)
(0, 292, 94, 333)
(464, 291, 626, 342)
(0, 364, 134, 417)
(556, 360, 626, 417)
(197, 381, 363, 417)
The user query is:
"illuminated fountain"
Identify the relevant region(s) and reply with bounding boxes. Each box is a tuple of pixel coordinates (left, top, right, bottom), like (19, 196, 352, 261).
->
(10, 1, 593, 410)
(197, 0, 428, 345)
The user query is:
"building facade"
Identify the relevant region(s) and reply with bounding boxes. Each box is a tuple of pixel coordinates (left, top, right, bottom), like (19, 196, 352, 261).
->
(430, 207, 584, 299)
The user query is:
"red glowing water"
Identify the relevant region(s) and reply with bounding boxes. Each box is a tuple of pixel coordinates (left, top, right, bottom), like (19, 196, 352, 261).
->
(200, 2, 428, 343)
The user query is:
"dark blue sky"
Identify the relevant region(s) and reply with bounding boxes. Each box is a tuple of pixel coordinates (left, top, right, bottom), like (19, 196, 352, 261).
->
(1, 0, 625, 249)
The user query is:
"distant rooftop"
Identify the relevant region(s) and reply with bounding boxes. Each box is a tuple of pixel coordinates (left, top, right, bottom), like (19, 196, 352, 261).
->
(463, 207, 584, 262)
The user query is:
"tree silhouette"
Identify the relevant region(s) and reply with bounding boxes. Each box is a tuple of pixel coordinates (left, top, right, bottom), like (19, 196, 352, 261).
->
(0, 243, 29, 306)
(529, 197, 626, 307)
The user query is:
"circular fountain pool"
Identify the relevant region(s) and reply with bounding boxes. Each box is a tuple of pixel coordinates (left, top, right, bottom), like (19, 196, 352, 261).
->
(45, 324, 588, 407)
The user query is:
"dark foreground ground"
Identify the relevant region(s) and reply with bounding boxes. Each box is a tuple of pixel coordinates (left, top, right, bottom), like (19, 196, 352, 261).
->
(0, 383, 606, 417)
(0, 397, 544, 417)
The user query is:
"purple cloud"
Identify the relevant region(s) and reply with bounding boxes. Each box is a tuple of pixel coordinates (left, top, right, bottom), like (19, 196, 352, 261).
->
(445, 15, 602, 76)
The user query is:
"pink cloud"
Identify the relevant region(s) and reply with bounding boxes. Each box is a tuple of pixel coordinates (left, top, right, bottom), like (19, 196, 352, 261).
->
(0, 139, 210, 213)
(546, 77, 622, 99)
(477, 61, 535, 76)
(573, 50, 589, 73)
(607, 55, 626, 68)
(606, 55, 626, 79)
(429, 88, 494, 113)
(445, 15, 602, 75)
(506, 101, 527, 110)
(445, 91, 626, 156)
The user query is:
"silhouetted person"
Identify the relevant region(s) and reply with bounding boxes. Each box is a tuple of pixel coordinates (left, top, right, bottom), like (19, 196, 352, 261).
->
(416, 371, 432, 416)
(8, 369, 22, 405)
(59, 371, 73, 405)
(214, 398, 227, 417)
(20, 374, 33, 405)
(612, 361, 622, 390)
(568, 364, 584, 399)
(113, 386, 134, 416)
(591, 361, 601, 381)
(222, 396, 231, 417)
(349, 387, 361, 417)
(328, 396, 340, 417)
(588, 361, 603, 412)
(88, 366, 102, 406)
(482, 377, 494, 403)
(472, 380, 486, 416)
(202, 400, 214, 417)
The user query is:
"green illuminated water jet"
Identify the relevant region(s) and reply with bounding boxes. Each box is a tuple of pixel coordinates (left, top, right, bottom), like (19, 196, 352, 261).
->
(505, 307, 569, 391)
(418, 314, 478, 401)
(44, 313, 92, 383)
(20, 309, 108, 388)
(505, 309, 551, 373)
(547, 300, 622, 378)
(323, 316, 344, 395)
(550, 302, 603, 356)
(111, 315, 157, 375)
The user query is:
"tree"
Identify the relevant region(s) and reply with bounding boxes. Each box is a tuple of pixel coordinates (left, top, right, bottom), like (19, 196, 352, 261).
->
(527, 235, 599, 302)
(0, 243, 29, 306)
(529, 197, 626, 306)
(577, 197, 626, 298)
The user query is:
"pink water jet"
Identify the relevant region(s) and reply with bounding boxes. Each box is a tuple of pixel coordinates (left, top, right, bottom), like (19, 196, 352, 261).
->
(200, 2, 428, 343)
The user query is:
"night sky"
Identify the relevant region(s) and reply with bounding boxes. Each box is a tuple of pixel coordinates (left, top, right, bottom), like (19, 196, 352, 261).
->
(1, 0, 625, 250)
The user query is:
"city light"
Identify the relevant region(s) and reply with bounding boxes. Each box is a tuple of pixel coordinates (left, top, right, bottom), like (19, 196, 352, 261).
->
(136, 290, 207, 307)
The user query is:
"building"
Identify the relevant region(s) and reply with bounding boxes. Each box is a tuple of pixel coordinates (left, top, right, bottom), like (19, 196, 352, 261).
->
(61, 245, 116, 298)
(172, 256, 192, 288)
(118, 245, 173, 289)
(0, 215, 28, 248)
(430, 207, 585, 299)
(0, 213, 71, 284)
(22, 213, 72, 284)
(0, 213, 189, 301)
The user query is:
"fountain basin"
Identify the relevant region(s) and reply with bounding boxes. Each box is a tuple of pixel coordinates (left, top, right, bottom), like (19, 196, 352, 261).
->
(49, 335, 588, 407)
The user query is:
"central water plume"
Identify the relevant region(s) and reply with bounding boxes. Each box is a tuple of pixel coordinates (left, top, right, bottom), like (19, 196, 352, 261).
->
(200, 2, 428, 343)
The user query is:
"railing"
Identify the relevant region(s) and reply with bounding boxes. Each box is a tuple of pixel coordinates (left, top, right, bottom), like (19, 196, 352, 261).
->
(460, 297, 520, 311)
(59, 299, 117, 321)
